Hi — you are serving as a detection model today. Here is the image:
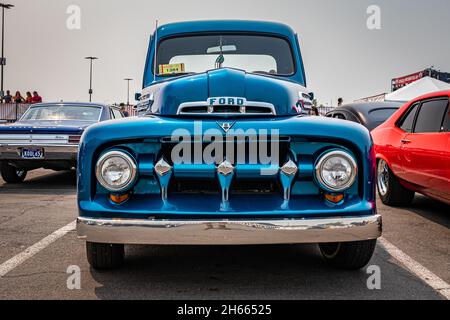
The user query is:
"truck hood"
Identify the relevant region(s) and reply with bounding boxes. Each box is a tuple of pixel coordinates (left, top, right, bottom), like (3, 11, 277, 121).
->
(146, 68, 310, 116)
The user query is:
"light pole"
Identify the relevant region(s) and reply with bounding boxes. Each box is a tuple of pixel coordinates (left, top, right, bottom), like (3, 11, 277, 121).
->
(0, 3, 14, 101)
(85, 57, 98, 102)
(124, 78, 133, 106)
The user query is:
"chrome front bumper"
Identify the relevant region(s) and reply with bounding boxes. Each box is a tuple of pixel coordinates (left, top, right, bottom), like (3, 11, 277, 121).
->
(0, 144, 78, 161)
(77, 215, 382, 245)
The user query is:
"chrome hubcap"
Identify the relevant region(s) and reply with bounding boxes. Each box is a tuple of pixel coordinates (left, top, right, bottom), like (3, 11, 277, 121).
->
(377, 160, 389, 196)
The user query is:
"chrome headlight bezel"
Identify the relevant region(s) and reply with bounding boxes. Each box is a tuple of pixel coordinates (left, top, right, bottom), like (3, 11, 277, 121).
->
(315, 150, 358, 192)
(95, 150, 137, 192)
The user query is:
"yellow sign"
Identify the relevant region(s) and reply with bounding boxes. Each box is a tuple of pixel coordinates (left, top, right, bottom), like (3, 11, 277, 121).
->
(158, 63, 185, 75)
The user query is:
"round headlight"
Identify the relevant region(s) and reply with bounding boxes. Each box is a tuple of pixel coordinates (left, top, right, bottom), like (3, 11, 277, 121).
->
(315, 150, 357, 192)
(96, 151, 137, 192)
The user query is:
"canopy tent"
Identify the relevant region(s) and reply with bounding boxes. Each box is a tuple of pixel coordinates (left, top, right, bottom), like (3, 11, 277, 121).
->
(384, 76, 450, 102)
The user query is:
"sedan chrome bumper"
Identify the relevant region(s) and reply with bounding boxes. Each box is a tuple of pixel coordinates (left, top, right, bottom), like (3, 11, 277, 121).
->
(77, 215, 382, 245)
(0, 144, 79, 161)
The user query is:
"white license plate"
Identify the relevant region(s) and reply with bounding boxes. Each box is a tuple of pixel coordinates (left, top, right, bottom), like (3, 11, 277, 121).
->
(21, 148, 44, 159)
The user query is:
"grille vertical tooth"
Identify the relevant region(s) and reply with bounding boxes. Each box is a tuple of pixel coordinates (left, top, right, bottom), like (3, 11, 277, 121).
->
(279, 160, 298, 201)
(217, 160, 235, 211)
(155, 158, 173, 201)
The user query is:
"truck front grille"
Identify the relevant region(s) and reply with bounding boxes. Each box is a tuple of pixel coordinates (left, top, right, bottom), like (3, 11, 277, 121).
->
(160, 137, 290, 167)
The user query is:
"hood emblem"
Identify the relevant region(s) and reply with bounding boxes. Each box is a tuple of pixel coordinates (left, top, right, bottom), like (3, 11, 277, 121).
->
(218, 121, 235, 133)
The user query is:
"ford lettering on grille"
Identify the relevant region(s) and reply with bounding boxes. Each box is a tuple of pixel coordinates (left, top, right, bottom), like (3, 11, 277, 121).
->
(208, 97, 246, 106)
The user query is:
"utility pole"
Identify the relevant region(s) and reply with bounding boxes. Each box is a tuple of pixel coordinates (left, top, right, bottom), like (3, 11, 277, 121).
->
(85, 57, 98, 102)
(124, 78, 133, 106)
(0, 3, 14, 101)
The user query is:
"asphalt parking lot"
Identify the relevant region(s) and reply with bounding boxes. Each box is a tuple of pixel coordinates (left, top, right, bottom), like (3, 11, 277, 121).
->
(0, 169, 449, 300)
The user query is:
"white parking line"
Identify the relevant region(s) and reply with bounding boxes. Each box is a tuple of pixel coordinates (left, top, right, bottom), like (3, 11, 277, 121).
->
(379, 237, 450, 300)
(0, 221, 76, 278)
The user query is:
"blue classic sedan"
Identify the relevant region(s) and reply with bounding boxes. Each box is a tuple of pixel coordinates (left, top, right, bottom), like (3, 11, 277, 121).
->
(0, 102, 124, 183)
(76, 20, 382, 270)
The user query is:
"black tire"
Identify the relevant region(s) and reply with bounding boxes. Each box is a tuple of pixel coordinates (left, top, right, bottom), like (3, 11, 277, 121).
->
(377, 159, 414, 206)
(319, 240, 377, 270)
(0, 163, 27, 183)
(86, 242, 124, 270)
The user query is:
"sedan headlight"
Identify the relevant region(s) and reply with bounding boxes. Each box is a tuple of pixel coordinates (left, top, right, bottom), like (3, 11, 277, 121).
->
(315, 150, 357, 192)
(96, 151, 137, 192)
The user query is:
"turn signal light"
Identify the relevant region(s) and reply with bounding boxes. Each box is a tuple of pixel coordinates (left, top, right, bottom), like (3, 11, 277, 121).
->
(325, 193, 344, 204)
(110, 193, 130, 204)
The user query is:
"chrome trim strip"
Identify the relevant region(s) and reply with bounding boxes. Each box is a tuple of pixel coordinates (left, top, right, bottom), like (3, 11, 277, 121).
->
(178, 101, 208, 112)
(0, 134, 71, 144)
(77, 214, 382, 245)
(177, 101, 277, 115)
(0, 144, 78, 148)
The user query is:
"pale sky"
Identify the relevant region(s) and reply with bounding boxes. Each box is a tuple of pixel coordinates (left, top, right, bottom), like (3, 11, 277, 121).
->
(5, 0, 450, 106)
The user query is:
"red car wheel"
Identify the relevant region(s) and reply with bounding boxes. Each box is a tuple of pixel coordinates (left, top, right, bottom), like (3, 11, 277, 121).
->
(377, 159, 415, 206)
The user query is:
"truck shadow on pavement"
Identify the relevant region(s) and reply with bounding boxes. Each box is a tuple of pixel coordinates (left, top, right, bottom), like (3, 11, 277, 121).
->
(89, 243, 443, 300)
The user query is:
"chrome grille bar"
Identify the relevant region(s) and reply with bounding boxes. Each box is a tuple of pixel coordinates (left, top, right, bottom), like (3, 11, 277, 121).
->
(177, 101, 276, 115)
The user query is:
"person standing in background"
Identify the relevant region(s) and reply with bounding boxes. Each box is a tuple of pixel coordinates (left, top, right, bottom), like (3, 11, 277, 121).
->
(31, 91, 43, 103)
(3, 90, 12, 103)
(311, 106, 320, 116)
(338, 98, 344, 107)
(25, 92, 33, 104)
(120, 103, 130, 117)
(13, 91, 25, 104)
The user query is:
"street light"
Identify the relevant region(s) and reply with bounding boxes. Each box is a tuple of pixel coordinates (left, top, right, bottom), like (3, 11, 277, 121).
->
(124, 78, 133, 106)
(0, 3, 14, 101)
(85, 57, 98, 102)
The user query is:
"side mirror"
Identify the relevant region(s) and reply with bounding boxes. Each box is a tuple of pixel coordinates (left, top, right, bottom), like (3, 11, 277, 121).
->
(135, 93, 142, 101)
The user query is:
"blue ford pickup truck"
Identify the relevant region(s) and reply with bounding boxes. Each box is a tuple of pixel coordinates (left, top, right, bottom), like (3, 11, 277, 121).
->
(77, 20, 382, 270)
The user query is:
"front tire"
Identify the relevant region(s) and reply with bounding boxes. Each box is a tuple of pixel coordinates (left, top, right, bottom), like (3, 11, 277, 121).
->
(319, 240, 377, 270)
(377, 159, 414, 206)
(1, 163, 27, 183)
(86, 242, 124, 270)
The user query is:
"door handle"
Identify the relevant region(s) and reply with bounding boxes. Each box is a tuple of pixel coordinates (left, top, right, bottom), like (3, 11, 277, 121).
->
(401, 139, 411, 144)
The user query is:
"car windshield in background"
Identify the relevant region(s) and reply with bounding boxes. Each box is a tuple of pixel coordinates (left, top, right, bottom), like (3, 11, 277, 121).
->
(21, 106, 101, 121)
(156, 34, 295, 76)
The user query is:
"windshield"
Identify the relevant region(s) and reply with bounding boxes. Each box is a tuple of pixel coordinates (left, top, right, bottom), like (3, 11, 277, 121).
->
(21, 106, 102, 121)
(156, 34, 295, 76)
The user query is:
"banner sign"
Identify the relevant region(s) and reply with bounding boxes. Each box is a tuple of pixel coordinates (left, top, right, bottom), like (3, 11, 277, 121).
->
(391, 71, 425, 91)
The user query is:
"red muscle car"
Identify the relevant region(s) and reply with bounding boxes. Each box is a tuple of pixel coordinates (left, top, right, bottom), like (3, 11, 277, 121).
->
(372, 90, 450, 206)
